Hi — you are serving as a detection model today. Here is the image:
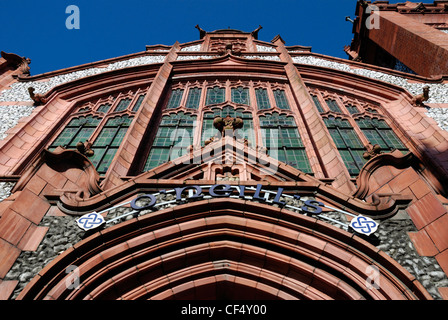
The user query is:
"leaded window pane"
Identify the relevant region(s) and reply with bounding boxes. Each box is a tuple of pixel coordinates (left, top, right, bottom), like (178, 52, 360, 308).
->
(255, 88, 271, 110)
(49, 115, 101, 150)
(311, 95, 324, 113)
(324, 116, 366, 176)
(167, 89, 184, 109)
(91, 115, 133, 174)
(144, 148, 171, 172)
(144, 112, 197, 171)
(97, 104, 111, 113)
(273, 90, 290, 110)
(185, 88, 202, 109)
(345, 104, 359, 114)
(206, 87, 225, 106)
(51, 128, 80, 148)
(259, 113, 311, 173)
(132, 95, 145, 112)
(340, 150, 361, 176)
(356, 118, 407, 152)
(285, 149, 312, 173)
(231, 87, 250, 105)
(115, 98, 132, 112)
(325, 99, 342, 113)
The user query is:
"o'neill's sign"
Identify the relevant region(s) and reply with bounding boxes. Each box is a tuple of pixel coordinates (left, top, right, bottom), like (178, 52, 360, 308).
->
(76, 184, 379, 236)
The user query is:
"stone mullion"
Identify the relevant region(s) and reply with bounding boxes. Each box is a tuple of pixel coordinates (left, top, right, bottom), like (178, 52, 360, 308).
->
(101, 43, 181, 190)
(273, 37, 355, 194)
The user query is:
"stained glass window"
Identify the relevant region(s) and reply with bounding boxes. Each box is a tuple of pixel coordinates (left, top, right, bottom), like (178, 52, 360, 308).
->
(325, 99, 342, 113)
(132, 94, 146, 112)
(97, 104, 111, 113)
(311, 95, 324, 113)
(259, 113, 312, 173)
(49, 115, 102, 151)
(231, 87, 250, 105)
(273, 90, 290, 110)
(255, 88, 271, 110)
(356, 117, 407, 153)
(324, 117, 366, 176)
(90, 115, 134, 174)
(167, 89, 184, 109)
(206, 87, 225, 105)
(185, 88, 202, 109)
(345, 104, 360, 115)
(144, 112, 197, 171)
(114, 98, 132, 112)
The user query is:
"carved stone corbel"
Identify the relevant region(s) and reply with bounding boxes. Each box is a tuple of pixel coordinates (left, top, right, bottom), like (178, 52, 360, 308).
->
(411, 85, 430, 107)
(28, 87, 47, 106)
(1, 51, 31, 76)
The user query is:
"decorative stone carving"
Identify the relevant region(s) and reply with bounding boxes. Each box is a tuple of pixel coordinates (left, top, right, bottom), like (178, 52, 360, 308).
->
(251, 25, 263, 39)
(27, 87, 47, 106)
(204, 115, 249, 146)
(412, 85, 430, 107)
(76, 141, 94, 157)
(1, 51, 31, 76)
(210, 39, 246, 56)
(195, 25, 207, 39)
(363, 143, 382, 160)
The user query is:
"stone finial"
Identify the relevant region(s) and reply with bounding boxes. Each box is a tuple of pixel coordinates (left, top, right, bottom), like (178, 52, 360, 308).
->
(195, 25, 207, 39)
(412, 85, 430, 107)
(251, 25, 262, 39)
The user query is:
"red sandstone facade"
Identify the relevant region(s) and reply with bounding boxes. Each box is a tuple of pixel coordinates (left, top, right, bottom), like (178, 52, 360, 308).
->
(0, 17, 448, 300)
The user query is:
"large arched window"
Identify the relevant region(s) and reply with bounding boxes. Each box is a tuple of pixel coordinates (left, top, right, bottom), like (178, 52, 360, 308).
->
(48, 90, 145, 174)
(259, 113, 312, 174)
(143, 112, 197, 171)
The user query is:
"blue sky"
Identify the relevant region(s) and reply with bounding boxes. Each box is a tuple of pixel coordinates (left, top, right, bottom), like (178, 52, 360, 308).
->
(1, 0, 402, 76)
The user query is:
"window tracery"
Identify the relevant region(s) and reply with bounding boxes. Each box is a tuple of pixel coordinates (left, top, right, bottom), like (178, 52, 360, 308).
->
(48, 88, 147, 174)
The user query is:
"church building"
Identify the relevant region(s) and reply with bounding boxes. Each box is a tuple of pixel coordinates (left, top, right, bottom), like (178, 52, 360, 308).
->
(1, 1, 448, 300)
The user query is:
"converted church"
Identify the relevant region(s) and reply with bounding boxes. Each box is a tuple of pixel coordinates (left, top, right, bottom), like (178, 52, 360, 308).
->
(1, 1, 448, 300)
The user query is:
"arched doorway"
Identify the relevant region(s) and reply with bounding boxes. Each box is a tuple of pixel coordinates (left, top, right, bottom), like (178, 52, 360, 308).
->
(18, 198, 430, 300)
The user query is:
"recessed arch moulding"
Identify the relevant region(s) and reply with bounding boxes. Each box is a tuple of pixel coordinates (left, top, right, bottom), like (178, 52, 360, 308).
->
(18, 197, 430, 300)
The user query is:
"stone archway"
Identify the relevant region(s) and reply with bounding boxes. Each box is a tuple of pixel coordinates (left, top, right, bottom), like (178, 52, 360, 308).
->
(18, 198, 431, 300)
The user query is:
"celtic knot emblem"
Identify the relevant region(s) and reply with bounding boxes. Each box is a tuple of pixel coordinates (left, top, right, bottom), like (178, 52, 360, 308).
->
(76, 212, 105, 231)
(350, 215, 378, 236)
